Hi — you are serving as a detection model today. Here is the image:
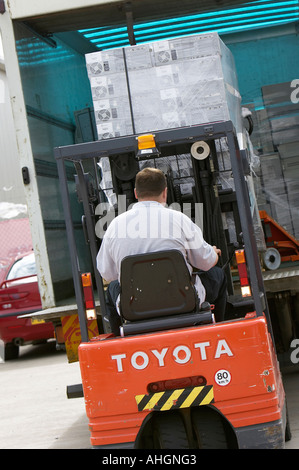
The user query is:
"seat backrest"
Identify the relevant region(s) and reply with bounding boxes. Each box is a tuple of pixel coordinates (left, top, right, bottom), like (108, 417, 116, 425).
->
(120, 250, 197, 322)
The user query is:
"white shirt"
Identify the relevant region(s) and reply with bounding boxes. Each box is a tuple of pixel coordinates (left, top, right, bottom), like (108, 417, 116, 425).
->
(96, 201, 217, 306)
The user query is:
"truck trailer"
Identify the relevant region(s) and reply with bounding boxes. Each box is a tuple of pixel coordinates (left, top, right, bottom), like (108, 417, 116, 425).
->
(0, 0, 298, 360)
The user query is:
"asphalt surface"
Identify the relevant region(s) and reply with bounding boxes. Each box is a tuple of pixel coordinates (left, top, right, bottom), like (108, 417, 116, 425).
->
(0, 340, 298, 449)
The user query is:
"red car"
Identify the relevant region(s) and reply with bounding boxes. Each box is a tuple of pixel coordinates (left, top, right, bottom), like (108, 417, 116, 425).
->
(0, 252, 54, 359)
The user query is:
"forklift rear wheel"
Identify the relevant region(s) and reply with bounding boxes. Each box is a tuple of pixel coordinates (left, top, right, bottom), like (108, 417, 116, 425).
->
(191, 407, 229, 449)
(152, 412, 190, 449)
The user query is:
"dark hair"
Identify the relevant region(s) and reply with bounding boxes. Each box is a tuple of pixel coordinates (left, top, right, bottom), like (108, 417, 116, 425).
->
(135, 168, 167, 199)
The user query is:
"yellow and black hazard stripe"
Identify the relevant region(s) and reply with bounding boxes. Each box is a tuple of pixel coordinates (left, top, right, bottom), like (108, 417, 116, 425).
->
(135, 385, 214, 412)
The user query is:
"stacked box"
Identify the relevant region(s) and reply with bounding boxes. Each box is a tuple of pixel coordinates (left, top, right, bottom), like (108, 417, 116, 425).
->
(85, 50, 134, 139)
(89, 74, 128, 101)
(286, 180, 299, 238)
(86, 49, 125, 76)
(283, 154, 299, 239)
(262, 82, 299, 146)
(259, 153, 295, 236)
(93, 98, 133, 139)
(85, 32, 242, 140)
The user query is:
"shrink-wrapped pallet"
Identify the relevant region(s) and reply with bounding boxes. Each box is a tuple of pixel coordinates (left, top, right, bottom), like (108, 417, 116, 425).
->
(85, 32, 242, 139)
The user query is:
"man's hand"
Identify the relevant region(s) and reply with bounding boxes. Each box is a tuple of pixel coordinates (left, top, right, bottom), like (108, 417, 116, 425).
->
(212, 246, 221, 266)
(213, 246, 221, 256)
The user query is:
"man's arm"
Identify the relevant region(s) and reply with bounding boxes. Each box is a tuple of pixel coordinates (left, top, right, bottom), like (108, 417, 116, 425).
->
(181, 213, 219, 271)
(212, 245, 221, 266)
(96, 237, 118, 282)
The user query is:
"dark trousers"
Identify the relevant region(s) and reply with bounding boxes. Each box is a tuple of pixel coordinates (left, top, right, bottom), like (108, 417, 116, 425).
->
(106, 266, 227, 335)
(198, 266, 227, 322)
(106, 280, 121, 335)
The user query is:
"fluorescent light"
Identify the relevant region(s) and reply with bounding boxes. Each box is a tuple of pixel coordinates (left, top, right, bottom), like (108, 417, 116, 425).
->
(78, 0, 299, 50)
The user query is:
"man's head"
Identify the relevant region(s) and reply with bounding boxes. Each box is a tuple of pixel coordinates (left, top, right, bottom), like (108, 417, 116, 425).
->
(134, 167, 167, 203)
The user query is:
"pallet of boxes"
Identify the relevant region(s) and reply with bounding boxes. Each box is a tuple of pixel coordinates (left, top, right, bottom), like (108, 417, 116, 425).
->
(84, 32, 266, 255)
(85, 33, 242, 200)
(85, 32, 242, 139)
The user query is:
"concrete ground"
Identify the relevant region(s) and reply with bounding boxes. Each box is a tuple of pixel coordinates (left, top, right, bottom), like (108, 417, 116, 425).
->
(0, 340, 298, 449)
(0, 340, 90, 449)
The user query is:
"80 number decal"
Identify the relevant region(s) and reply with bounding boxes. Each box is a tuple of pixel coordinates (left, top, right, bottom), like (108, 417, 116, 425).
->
(215, 369, 231, 386)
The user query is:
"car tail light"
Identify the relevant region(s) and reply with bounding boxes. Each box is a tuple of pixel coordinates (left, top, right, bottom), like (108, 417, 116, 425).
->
(9, 292, 28, 300)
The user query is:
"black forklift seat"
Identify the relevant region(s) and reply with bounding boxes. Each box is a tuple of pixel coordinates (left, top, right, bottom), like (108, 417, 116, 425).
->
(119, 250, 214, 336)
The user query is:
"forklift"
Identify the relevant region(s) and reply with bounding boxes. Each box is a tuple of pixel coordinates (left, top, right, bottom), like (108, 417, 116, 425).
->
(55, 121, 290, 449)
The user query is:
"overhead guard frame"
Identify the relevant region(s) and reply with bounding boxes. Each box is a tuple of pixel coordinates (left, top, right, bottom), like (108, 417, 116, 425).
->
(54, 121, 274, 344)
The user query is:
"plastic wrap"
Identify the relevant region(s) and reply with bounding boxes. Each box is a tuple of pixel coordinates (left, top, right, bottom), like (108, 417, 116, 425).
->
(216, 136, 266, 251)
(258, 152, 299, 238)
(86, 34, 271, 249)
(94, 97, 133, 139)
(85, 32, 242, 139)
(126, 38, 242, 135)
(85, 49, 125, 76)
(247, 81, 299, 241)
(97, 157, 117, 207)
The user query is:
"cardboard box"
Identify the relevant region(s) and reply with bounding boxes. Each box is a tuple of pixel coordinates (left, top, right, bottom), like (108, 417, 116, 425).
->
(85, 32, 242, 140)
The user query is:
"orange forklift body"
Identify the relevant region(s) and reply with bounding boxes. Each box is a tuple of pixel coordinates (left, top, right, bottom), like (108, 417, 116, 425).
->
(79, 314, 285, 449)
(55, 122, 288, 449)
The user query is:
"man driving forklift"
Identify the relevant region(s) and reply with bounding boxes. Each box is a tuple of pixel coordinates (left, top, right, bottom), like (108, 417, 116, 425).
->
(96, 167, 227, 334)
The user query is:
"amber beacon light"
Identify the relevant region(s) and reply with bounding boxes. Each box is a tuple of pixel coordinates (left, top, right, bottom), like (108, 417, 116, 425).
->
(137, 134, 160, 159)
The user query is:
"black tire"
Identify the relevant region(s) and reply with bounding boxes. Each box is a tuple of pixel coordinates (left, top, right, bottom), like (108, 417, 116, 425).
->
(4, 342, 19, 360)
(191, 407, 229, 449)
(153, 412, 190, 449)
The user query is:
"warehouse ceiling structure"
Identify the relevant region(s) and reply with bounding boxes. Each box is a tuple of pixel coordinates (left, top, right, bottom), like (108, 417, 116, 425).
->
(14, 0, 299, 51)
(78, 0, 299, 50)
